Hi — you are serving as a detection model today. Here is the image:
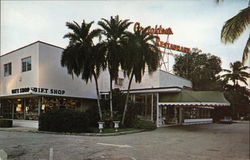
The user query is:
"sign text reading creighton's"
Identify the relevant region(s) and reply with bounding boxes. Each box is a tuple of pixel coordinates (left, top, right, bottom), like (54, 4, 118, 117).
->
(134, 22, 191, 53)
(12, 87, 65, 95)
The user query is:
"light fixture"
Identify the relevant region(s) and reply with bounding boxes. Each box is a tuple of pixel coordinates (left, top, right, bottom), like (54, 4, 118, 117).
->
(16, 104, 22, 112)
(42, 104, 45, 110)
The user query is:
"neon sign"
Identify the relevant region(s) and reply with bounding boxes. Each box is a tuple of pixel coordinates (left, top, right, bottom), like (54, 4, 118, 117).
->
(134, 22, 173, 35)
(134, 22, 190, 53)
(155, 37, 190, 53)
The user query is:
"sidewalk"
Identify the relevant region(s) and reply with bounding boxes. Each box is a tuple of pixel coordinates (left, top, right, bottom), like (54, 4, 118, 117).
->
(0, 125, 145, 136)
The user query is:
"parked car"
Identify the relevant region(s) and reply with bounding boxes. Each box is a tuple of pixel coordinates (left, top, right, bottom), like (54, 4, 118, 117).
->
(220, 116, 233, 124)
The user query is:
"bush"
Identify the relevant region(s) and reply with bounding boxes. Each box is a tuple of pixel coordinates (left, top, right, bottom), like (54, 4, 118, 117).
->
(0, 119, 13, 127)
(85, 106, 100, 128)
(135, 120, 156, 130)
(123, 103, 139, 128)
(39, 108, 89, 133)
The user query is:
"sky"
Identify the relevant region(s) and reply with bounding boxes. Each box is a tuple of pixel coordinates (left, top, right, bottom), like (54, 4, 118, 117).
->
(1, 0, 249, 71)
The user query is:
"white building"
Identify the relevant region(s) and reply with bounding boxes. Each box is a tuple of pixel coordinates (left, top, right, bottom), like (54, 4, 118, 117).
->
(0, 41, 230, 127)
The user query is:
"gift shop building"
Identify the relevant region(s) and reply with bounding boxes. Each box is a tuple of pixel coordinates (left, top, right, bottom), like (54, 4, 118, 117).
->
(0, 41, 230, 127)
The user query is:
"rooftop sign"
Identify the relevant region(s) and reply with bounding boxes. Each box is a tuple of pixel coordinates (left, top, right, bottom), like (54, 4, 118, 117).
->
(134, 22, 173, 35)
(134, 22, 191, 54)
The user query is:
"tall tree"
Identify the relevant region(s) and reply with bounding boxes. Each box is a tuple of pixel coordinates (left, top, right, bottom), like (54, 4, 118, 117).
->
(121, 26, 160, 124)
(221, 4, 250, 63)
(61, 20, 106, 121)
(98, 15, 132, 118)
(222, 61, 250, 86)
(173, 50, 222, 91)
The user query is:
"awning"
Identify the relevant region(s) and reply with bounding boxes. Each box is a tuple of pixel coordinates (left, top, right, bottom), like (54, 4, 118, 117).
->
(159, 91, 230, 107)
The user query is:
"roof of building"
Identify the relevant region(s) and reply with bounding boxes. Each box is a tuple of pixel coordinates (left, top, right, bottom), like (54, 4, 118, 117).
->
(159, 91, 230, 106)
(0, 40, 64, 57)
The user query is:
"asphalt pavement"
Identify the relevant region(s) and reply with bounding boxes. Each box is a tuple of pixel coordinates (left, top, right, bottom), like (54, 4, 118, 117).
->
(0, 121, 249, 160)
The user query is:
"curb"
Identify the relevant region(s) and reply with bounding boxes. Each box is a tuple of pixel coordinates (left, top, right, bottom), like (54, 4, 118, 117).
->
(0, 127, 147, 136)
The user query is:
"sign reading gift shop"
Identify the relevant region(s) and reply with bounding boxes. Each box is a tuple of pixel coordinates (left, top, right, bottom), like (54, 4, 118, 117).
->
(11, 87, 65, 95)
(134, 22, 191, 53)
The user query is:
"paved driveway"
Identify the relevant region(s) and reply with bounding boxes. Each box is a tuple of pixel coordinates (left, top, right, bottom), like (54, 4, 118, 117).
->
(0, 121, 249, 160)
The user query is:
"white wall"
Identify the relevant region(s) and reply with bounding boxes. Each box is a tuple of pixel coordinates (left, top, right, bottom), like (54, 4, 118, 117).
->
(0, 43, 39, 96)
(38, 42, 97, 99)
(99, 69, 192, 92)
(0, 41, 192, 99)
(99, 69, 160, 92)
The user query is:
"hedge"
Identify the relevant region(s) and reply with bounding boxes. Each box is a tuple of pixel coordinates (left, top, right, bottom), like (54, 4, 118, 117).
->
(39, 108, 89, 133)
(135, 120, 156, 130)
(0, 119, 13, 127)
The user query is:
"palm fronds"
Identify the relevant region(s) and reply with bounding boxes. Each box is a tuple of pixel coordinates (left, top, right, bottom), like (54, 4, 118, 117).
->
(221, 6, 250, 44)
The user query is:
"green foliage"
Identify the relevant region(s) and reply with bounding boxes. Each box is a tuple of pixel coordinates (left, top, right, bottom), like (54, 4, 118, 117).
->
(173, 50, 222, 91)
(112, 88, 126, 113)
(0, 119, 13, 127)
(121, 25, 161, 124)
(123, 103, 140, 128)
(220, 61, 250, 119)
(135, 120, 156, 130)
(122, 25, 161, 82)
(39, 108, 89, 133)
(211, 106, 232, 122)
(98, 15, 132, 81)
(100, 89, 139, 128)
(224, 84, 250, 118)
(221, 6, 250, 63)
(85, 106, 100, 127)
(222, 61, 250, 86)
(62, 20, 106, 121)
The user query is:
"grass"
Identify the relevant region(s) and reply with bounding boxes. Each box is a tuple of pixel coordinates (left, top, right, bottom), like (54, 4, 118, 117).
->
(102, 128, 136, 133)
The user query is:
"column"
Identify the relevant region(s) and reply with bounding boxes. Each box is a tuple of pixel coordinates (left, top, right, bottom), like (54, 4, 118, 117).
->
(12, 102, 14, 119)
(179, 107, 183, 125)
(151, 94, 153, 122)
(174, 107, 177, 124)
(145, 94, 147, 116)
(23, 99, 26, 119)
(156, 93, 159, 127)
(132, 94, 135, 103)
(38, 97, 41, 116)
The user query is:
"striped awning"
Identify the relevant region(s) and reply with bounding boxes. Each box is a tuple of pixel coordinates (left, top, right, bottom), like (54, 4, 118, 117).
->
(159, 91, 230, 107)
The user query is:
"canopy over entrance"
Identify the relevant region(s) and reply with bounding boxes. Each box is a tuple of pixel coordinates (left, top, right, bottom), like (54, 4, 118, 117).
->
(159, 91, 230, 106)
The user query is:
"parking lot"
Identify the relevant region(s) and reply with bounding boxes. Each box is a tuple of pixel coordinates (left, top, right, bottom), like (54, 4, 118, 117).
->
(0, 121, 249, 160)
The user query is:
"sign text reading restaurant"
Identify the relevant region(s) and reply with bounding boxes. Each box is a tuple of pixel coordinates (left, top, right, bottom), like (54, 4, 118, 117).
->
(134, 22, 190, 53)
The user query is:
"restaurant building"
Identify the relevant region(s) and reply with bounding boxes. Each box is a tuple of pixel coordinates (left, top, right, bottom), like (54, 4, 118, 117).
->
(0, 41, 230, 127)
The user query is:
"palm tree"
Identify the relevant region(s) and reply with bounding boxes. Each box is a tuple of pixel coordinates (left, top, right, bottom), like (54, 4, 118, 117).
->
(61, 20, 106, 121)
(98, 15, 132, 118)
(222, 61, 250, 87)
(121, 25, 161, 125)
(221, 4, 250, 63)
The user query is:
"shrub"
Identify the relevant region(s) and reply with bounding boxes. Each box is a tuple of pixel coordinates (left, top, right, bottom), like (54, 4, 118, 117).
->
(85, 106, 100, 128)
(0, 119, 13, 127)
(123, 103, 140, 128)
(135, 120, 156, 130)
(39, 108, 89, 133)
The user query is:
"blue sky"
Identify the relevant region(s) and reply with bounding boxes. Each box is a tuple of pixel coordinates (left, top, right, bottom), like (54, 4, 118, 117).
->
(1, 0, 249, 70)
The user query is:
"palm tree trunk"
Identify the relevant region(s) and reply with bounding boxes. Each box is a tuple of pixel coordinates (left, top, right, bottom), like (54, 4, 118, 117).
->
(93, 73, 103, 121)
(110, 75, 113, 118)
(121, 72, 134, 125)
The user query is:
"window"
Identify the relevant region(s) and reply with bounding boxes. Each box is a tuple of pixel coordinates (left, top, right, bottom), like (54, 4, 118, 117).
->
(22, 57, 31, 72)
(4, 63, 12, 76)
